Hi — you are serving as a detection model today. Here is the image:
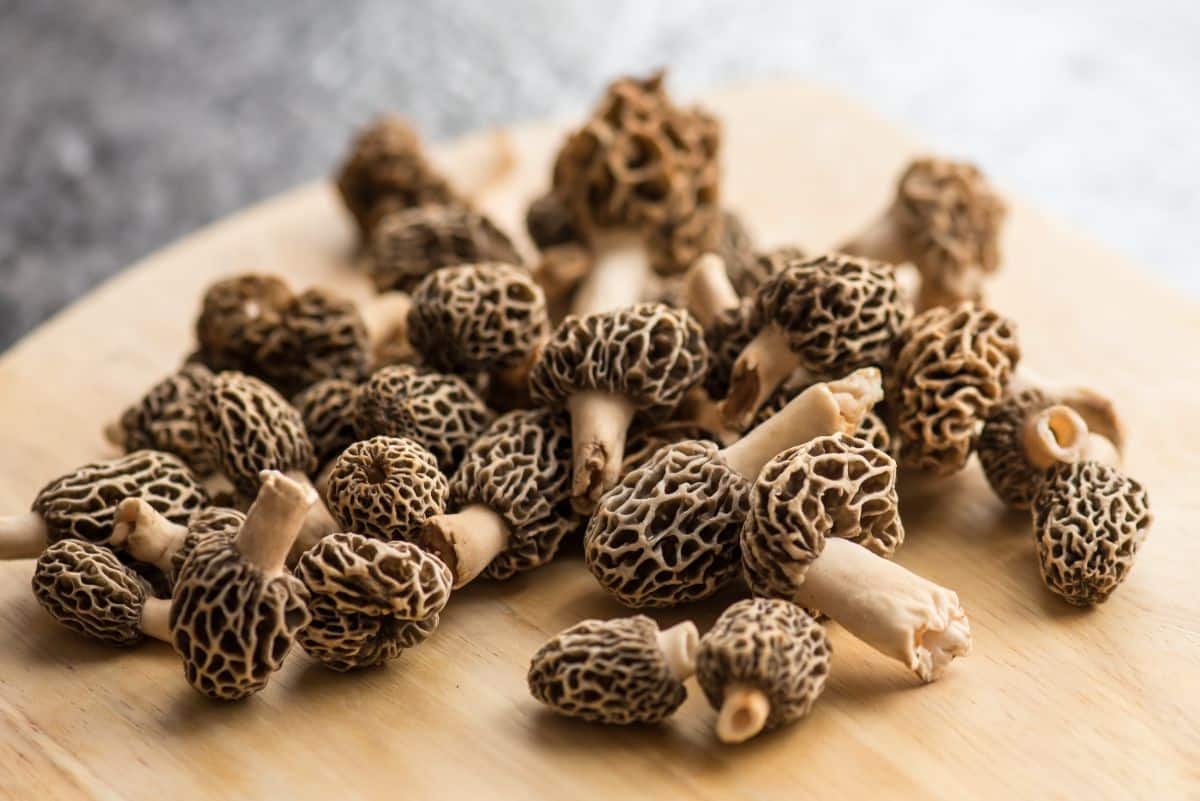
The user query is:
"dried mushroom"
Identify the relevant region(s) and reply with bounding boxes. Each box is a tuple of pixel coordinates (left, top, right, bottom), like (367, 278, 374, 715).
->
(621, 421, 720, 475)
(715, 210, 758, 296)
(325, 436, 448, 543)
(729, 244, 806, 299)
(294, 532, 453, 671)
(292, 378, 360, 466)
(742, 436, 969, 682)
(418, 409, 583, 587)
(105, 363, 217, 476)
(527, 616, 699, 724)
(585, 369, 883, 607)
(526, 190, 582, 250)
(695, 599, 830, 743)
(753, 372, 896, 459)
(111, 501, 244, 583)
(529, 303, 708, 511)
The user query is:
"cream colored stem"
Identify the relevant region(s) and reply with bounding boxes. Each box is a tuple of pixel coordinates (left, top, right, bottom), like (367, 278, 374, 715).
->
(655, 621, 699, 682)
(570, 230, 648, 316)
(720, 324, 805, 430)
(716, 683, 771, 744)
(111, 498, 189, 571)
(289, 470, 340, 566)
(237, 470, 317, 575)
(362, 291, 416, 364)
(1009, 367, 1125, 455)
(720, 368, 882, 481)
(1022, 405, 1088, 470)
(792, 538, 971, 682)
(839, 209, 910, 265)
(684, 253, 739, 326)
(0, 512, 50, 560)
(567, 391, 637, 512)
(419, 504, 511, 589)
(139, 598, 173, 643)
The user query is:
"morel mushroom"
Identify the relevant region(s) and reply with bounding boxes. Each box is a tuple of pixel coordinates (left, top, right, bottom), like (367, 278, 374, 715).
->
(715, 210, 759, 296)
(418, 409, 582, 588)
(1032, 461, 1151, 606)
(170, 470, 314, 700)
(529, 302, 708, 511)
(585, 369, 883, 607)
(104, 363, 217, 476)
(111, 501, 244, 583)
(32, 539, 171, 647)
(294, 533, 453, 671)
(695, 599, 831, 743)
(292, 378, 360, 466)
(742, 436, 969, 682)
(527, 616, 699, 724)
(0, 451, 207, 561)
(841, 157, 1007, 310)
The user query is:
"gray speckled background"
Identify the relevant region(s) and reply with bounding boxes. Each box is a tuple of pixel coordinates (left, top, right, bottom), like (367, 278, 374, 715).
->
(2, 0, 1197, 351)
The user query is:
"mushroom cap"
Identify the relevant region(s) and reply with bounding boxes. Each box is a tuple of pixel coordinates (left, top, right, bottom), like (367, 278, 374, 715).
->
(292, 378, 360, 465)
(585, 440, 750, 607)
(730, 244, 805, 299)
(32, 450, 208, 546)
(407, 263, 550, 374)
(170, 506, 246, 580)
(325, 436, 448, 543)
(115, 363, 217, 476)
(742, 435, 904, 598)
(526, 190, 582, 250)
(198, 372, 317, 496)
(32, 540, 151, 646)
(715, 210, 758, 296)
(695, 598, 831, 733)
(450, 409, 583, 580)
(1032, 461, 1151, 606)
(352, 365, 495, 473)
(294, 532, 453, 671)
(195, 274, 293, 375)
(749, 253, 910, 374)
(527, 615, 689, 724)
(368, 205, 521, 293)
(266, 288, 371, 397)
(702, 298, 755, 400)
(621, 421, 720, 475)
(170, 534, 312, 700)
(334, 115, 461, 236)
(977, 388, 1057, 509)
(891, 302, 1020, 474)
(529, 303, 708, 417)
(550, 71, 722, 276)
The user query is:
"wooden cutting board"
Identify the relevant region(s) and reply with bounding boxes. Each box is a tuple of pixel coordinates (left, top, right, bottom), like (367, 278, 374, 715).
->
(1, 81, 1197, 801)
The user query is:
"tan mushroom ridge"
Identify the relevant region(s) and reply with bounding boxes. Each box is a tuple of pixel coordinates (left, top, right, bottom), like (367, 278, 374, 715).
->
(292, 377, 361, 466)
(105, 363, 218, 477)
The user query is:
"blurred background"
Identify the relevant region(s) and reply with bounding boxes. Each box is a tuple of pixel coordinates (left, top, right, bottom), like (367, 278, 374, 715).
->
(2, 0, 1197, 351)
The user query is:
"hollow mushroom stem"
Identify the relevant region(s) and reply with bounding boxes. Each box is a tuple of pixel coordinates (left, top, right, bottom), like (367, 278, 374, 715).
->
(1009, 367, 1126, 455)
(238, 470, 317, 576)
(792, 537, 971, 682)
(570, 230, 648, 316)
(419, 504, 512, 589)
(1022, 405, 1088, 471)
(285, 470, 340, 564)
(0, 512, 49, 560)
(721, 324, 807, 430)
(655, 621, 700, 682)
(139, 598, 173, 643)
(567, 390, 637, 512)
(111, 498, 189, 570)
(715, 683, 772, 744)
(684, 253, 738, 326)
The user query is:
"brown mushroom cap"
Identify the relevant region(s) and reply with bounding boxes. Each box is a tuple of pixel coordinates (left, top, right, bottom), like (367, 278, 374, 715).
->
(294, 532, 453, 671)
(111, 363, 217, 476)
(32, 540, 155, 646)
(730, 244, 806, 299)
(526, 190, 582, 250)
(1032, 461, 1151, 606)
(368, 205, 521, 294)
(334, 115, 461, 237)
(292, 378, 360, 466)
(891, 302, 1020, 475)
(621, 421, 720, 475)
(695, 598, 831, 742)
(978, 389, 1062, 509)
(703, 298, 755, 400)
(714, 211, 758, 296)
(352, 365, 495, 473)
(325, 436, 448, 543)
(527, 616, 697, 724)
(195, 274, 293, 375)
(407, 263, 550, 375)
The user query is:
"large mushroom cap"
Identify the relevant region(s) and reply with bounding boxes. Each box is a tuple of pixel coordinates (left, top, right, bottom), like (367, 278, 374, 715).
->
(113, 363, 217, 476)
(267, 288, 371, 396)
(352, 365, 495, 473)
(195, 274, 293, 375)
(292, 378, 360, 465)
(977, 388, 1057, 509)
(527, 615, 693, 724)
(407, 263, 549, 375)
(325, 436, 448, 543)
(294, 533, 453, 671)
(1032, 461, 1151, 606)
(32, 540, 151, 646)
(891, 302, 1020, 475)
(164, 506, 246, 580)
(585, 440, 751, 608)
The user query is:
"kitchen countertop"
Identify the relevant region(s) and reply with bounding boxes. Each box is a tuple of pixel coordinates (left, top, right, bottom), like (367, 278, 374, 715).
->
(2, 0, 1197, 351)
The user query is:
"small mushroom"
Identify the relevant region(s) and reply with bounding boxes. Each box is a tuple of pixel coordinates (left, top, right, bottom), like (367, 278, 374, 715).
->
(840, 157, 1007, 311)
(352, 364, 495, 473)
(104, 363, 217, 476)
(194, 273, 293, 377)
(742, 435, 969, 682)
(32, 540, 172, 646)
(418, 409, 583, 588)
(891, 302, 1021, 475)
(714, 210, 760, 296)
(293, 532, 453, 671)
(719, 253, 909, 430)
(1031, 461, 1151, 606)
(527, 616, 699, 724)
(585, 368, 883, 607)
(292, 378, 360, 466)
(170, 470, 315, 700)
(695, 598, 831, 744)
(325, 436, 448, 544)
(529, 302, 708, 511)
(111, 501, 244, 583)
(1, 451, 208, 561)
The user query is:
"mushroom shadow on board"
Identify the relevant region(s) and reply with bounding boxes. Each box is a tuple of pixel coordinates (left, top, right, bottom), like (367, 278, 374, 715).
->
(21, 596, 176, 668)
(160, 681, 262, 738)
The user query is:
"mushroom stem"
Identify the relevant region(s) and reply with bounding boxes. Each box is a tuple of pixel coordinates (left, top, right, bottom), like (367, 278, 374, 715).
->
(201, 472, 240, 505)
(286, 470, 340, 564)
(715, 683, 771, 744)
(840, 210, 909, 266)
(655, 621, 700, 682)
(1022, 405, 1088, 470)
(1083, 434, 1121, 467)
(570, 230, 648, 316)
(139, 598, 173, 643)
(684, 253, 738, 326)
(1009, 367, 1126, 455)
(792, 537, 971, 682)
(111, 498, 189, 571)
(419, 504, 511, 589)
(720, 324, 805, 430)
(237, 470, 317, 575)
(0, 512, 49, 560)
(567, 390, 637, 512)
(721, 368, 883, 481)
(675, 389, 741, 447)
(361, 291, 416, 364)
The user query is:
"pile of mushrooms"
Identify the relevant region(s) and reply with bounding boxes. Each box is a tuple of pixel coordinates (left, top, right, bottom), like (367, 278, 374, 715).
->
(9, 71, 1152, 747)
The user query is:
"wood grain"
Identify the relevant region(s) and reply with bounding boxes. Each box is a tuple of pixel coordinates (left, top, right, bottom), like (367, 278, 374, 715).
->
(1, 81, 1197, 801)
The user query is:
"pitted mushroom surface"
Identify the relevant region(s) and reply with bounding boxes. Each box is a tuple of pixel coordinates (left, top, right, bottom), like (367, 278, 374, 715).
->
(195, 273, 293, 377)
(106, 363, 217, 476)
(292, 378, 360, 466)
(326, 436, 448, 544)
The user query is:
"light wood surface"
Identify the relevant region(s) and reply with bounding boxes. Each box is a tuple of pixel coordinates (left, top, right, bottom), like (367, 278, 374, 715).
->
(1, 81, 1197, 801)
